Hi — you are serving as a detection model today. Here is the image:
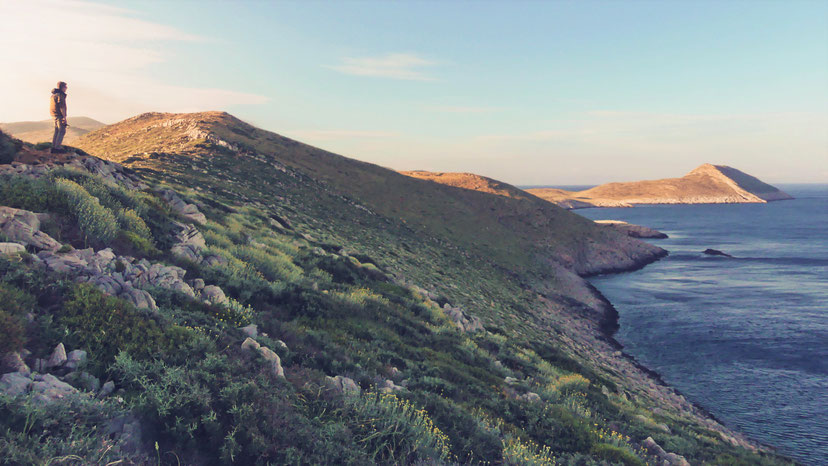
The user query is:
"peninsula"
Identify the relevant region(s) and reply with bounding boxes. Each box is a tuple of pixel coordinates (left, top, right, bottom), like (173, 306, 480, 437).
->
(526, 164, 793, 209)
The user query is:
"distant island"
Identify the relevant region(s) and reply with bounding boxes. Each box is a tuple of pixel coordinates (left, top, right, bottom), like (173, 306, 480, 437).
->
(0, 116, 106, 145)
(526, 164, 793, 209)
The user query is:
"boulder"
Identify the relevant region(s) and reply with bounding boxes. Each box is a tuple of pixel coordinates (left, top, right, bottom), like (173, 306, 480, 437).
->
(642, 437, 691, 466)
(31, 373, 79, 405)
(65, 350, 88, 370)
(0, 372, 32, 396)
(240, 324, 258, 338)
(379, 379, 404, 393)
(47, 343, 67, 368)
(2, 352, 30, 375)
(0, 242, 25, 255)
(326, 375, 361, 397)
(201, 285, 229, 306)
(158, 189, 207, 224)
(98, 380, 116, 398)
(0, 207, 61, 251)
(519, 392, 542, 403)
(442, 305, 484, 333)
(240, 338, 284, 378)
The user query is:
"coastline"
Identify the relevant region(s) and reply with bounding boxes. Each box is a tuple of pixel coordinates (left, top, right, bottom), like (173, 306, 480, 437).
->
(581, 240, 785, 459)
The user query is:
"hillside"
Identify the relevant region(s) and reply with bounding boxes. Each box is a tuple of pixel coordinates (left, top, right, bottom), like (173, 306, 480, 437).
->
(0, 117, 106, 144)
(0, 120, 790, 465)
(527, 164, 793, 208)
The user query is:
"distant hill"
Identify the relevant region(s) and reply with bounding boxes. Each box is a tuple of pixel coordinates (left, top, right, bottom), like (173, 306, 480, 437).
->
(0, 116, 106, 144)
(526, 164, 793, 208)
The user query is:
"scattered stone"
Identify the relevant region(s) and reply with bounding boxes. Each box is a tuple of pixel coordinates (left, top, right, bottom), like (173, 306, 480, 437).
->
(240, 324, 258, 338)
(0, 372, 32, 396)
(326, 375, 361, 397)
(2, 352, 30, 375)
(505, 377, 519, 385)
(65, 350, 87, 370)
(98, 380, 116, 398)
(158, 189, 207, 224)
(519, 392, 542, 403)
(31, 373, 79, 405)
(379, 379, 404, 393)
(442, 304, 484, 333)
(240, 338, 284, 378)
(106, 414, 144, 454)
(642, 437, 690, 466)
(47, 343, 67, 368)
(201, 285, 229, 306)
(0, 242, 25, 255)
(0, 207, 61, 251)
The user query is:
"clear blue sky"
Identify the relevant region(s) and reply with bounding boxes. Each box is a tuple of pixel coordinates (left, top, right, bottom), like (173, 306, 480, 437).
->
(2, 0, 826, 183)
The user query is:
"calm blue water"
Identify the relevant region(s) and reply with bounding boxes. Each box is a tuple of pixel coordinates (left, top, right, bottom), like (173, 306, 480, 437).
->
(576, 185, 828, 465)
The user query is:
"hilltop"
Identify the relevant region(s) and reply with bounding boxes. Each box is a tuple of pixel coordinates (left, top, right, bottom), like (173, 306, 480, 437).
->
(527, 164, 793, 208)
(0, 117, 790, 465)
(1, 116, 106, 144)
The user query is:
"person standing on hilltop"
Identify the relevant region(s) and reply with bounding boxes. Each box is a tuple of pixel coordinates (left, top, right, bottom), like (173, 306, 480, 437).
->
(50, 81, 68, 154)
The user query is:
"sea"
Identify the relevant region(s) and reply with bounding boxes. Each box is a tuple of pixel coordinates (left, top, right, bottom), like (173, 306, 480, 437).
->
(557, 184, 827, 465)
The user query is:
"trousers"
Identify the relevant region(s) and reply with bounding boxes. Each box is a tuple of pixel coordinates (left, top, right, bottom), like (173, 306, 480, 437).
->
(52, 118, 67, 149)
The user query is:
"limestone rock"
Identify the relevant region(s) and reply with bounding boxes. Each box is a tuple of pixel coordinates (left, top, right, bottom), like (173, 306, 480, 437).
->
(2, 352, 30, 375)
(326, 375, 361, 397)
(200, 285, 229, 306)
(47, 343, 67, 368)
(0, 207, 61, 251)
(519, 392, 542, 403)
(642, 437, 691, 466)
(65, 350, 87, 370)
(240, 338, 284, 378)
(0, 242, 25, 255)
(98, 380, 116, 398)
(0, 372, 32, 396)
(158, 189, 207, 224)
(379, 379, 404, 393)
(31, 373, 79, 405)
(240, 324, 258, 338)
(442, 304, 484, 333)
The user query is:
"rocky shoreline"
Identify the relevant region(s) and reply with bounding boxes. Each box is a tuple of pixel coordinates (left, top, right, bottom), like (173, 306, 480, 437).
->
(575, 229, 781, 457)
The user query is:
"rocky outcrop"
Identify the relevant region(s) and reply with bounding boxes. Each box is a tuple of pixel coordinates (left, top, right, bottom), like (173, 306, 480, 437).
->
(158, 189, 207, 224)
(0, 153, 147, 190)
(594, 220, 668, 239)
(703, 248, 733, 258)
(0, 207, 61, 251)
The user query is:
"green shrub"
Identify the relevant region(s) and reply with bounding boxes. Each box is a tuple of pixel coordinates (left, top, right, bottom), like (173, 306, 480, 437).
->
(0, 130, 19, 164)
(345, 391, 452, 464)
(0, 310, 25, 354)
(0, 176, 64, 213)
(0, 393, 146, 464)
(0, 283, 35, 353)
(591, 443, 646, 466)
(53, 178, 119, 244)
(56, 284, 191, 368)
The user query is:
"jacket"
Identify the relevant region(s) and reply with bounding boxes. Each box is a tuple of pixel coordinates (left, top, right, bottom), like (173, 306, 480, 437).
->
(50, 89, 67, 119)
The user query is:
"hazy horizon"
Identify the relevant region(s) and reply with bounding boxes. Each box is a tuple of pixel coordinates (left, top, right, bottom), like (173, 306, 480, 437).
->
(1, 0, 826, 185)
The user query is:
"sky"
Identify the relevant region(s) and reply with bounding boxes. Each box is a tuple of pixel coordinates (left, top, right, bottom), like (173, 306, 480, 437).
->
(1, 0, 827, 184)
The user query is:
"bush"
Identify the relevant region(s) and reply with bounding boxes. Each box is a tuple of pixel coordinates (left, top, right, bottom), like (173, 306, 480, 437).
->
(0, 283, 35, 354)
(345, 391, 452, 464)
(0, 393, 146, 464)
(53, 178, 119, 244)
(56, 284, 192, 368)
(0, 130, 19, 164)
(591, 443, 646, 466)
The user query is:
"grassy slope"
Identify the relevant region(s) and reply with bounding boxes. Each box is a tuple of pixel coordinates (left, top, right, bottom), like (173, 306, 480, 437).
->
(12, 113, 786, 464)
